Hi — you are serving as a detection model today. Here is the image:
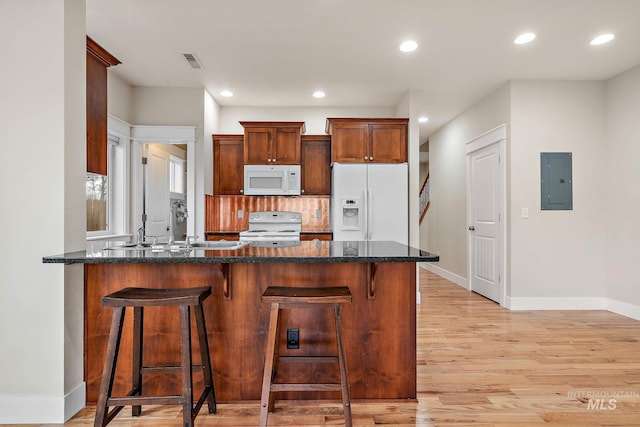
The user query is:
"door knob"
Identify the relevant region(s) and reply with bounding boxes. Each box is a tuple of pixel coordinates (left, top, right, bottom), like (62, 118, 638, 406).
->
(468, 226, 475, 231)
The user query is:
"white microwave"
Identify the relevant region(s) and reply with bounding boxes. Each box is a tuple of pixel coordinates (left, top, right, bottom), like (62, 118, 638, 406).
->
(243, 165, 301, 196)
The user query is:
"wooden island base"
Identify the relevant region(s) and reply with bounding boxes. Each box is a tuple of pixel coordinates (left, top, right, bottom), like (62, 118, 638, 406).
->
(85, 261, 416, 403)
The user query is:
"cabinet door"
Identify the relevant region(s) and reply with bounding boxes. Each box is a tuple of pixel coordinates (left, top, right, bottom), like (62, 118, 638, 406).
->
(369, 123, 407, 163)
(300, 233, 332, 241)
(331, 123, 368, 163)
(273, 127, 301, 164)
(206, 233, 240, 241)
(86, 53, 108, 175)
(301, 136, 331, 195)
(213, 135, 244, 195)
(244, 127, 272, 164)
(86, 37, 120, 175)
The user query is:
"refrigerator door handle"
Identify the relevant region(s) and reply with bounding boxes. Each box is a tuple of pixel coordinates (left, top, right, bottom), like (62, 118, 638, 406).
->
(367, 188, 373, 240)
(363, 189, 368, 240)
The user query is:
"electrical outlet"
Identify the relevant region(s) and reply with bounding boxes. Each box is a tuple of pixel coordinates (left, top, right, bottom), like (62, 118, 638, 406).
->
(315, 209, 322, 218)
(237, 209, 244, 219)
(287, 328, 299, 349)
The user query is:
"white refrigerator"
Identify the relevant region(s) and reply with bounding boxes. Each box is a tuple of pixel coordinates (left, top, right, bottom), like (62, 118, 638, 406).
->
(331, 163, 408, 244)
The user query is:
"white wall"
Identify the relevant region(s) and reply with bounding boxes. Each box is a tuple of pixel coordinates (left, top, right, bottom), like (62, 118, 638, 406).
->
(425, 78, 640, 314)
(509, 81, 606, 300)
(604, 65, 640, 309)
(107, 72, 133, 123)
(0, 0, 86, 422)
(131, 87, 207, 236)
(219, 106, 395, 134)
(396, 92, 420, 249)
(204, 90, 220, 195)
(425, 83, 511, 279)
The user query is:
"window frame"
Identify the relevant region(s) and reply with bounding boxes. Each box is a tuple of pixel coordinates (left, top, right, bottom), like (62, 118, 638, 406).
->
(86, 116, 131, 241)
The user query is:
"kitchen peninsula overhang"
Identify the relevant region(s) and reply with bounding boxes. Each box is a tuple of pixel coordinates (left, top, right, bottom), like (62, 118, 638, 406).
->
(43, 240, 438, 264)
(44, 241, 438, 403)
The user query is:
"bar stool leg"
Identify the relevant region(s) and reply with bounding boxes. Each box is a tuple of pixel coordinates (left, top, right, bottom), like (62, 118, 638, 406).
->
(131, 306, 143, 416)
(179, 305, 194, 427)
(94, 307, 126, 427)
(334, 304, 352, 427)
(194, 302, 217, 413)
(259, 302, 281, 427)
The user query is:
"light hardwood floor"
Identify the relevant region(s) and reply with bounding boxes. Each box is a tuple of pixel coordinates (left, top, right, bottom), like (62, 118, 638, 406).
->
(45, 269, 640, 425)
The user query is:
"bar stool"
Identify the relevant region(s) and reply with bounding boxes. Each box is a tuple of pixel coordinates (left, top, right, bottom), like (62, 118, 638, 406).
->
(259, 286, 352, 427)
(94, 286, 216, 427)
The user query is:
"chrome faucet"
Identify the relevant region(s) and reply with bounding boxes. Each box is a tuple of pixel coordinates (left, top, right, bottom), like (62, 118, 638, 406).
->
(185, 235, 198, 249)
(136, 227, 145, 247)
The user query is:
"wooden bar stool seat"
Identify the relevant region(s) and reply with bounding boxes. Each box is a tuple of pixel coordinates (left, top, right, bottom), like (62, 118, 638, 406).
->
(94, 286, 216, 427)
(259, 286, 353, 427)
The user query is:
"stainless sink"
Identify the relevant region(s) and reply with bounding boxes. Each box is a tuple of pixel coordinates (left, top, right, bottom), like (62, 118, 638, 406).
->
(104, 242, 153, 250)
(104, 241, 248, 251)
(190, 241, 248, 250)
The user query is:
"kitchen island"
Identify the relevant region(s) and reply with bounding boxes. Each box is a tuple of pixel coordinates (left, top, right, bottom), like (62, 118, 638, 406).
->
(44, 240, 438, 403)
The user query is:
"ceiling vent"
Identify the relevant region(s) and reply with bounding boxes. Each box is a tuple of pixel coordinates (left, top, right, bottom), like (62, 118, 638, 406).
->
(182, 53, 202, 69)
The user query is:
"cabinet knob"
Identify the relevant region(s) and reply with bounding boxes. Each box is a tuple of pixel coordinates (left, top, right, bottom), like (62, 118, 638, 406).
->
(301, 189, 305, 193)
(370, 156, 374, 161)
(364, 156, 368, 160)
(273, 158, 276, 162)
(240, 189, 243, 193)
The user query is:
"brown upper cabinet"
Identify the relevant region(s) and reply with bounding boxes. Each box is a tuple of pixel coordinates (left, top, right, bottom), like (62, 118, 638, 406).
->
(300, 135, 331, 195)
(240, 121, 305, 165)
(326, 118, 408, 163)
(86, 36, 120, 175)
(213, 134, 244, 195)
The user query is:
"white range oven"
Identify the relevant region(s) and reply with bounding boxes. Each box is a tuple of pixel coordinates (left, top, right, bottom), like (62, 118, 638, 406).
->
(239, 211, 302, 247)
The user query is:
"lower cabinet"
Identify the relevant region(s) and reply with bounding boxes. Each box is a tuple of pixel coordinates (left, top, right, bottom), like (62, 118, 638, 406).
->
(301, 232, 332, 241)
(206, 233, 240, 241)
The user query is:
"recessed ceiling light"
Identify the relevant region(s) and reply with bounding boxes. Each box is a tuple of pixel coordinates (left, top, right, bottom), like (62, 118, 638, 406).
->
(590, 33, 615, 46)
(219, 90, 233, 97)
(313, 91, 326, 98)
(418, 116, 429, 123)
(399, 40, 418, 53)
(514, 32, 536, 45)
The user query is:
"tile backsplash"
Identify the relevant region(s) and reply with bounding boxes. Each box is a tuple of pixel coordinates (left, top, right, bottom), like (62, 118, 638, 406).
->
(206, 195, 330, 232)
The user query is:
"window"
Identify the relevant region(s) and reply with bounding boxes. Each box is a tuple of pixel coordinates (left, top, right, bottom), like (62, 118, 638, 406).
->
(86, 173, 109, 231)
(169, 155, 185, 194)
(87, 129, 127, 237)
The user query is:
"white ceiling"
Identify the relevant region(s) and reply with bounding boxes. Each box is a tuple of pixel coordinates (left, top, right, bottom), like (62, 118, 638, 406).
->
(86, 0, 640, 143)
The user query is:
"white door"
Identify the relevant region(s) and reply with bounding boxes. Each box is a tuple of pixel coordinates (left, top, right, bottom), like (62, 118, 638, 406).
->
(144, 144, 170, 239)
(468, 141, 503, 303)
(367, 164, 408, 244)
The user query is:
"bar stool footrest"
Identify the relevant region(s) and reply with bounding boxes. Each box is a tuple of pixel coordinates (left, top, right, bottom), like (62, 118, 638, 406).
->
(271, 383, 343, 392)
(141, 364, 206, 374)
(108, 395, 183, 406)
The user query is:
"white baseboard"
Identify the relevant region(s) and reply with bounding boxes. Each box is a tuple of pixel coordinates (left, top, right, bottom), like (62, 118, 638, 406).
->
(606, 298, 640, 321)
(65, 382, 86, 422)
(0, 382, 85, 423)
(419, 262, 468, 289)
(420, 265, 640, 322)
(506, 296, 607, 311)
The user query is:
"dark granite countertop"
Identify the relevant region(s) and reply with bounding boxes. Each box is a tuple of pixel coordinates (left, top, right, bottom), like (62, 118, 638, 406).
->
(43, 240, 439, 265)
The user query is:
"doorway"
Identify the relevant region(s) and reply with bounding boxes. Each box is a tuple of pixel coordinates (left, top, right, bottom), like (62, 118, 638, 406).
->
(466, 125, 506, 305)
(131, 126, 196, 242)
(143, 143, 187, 241)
